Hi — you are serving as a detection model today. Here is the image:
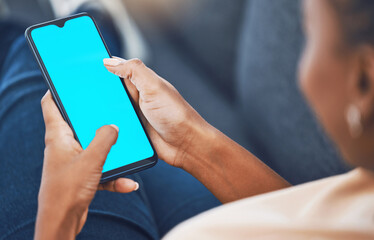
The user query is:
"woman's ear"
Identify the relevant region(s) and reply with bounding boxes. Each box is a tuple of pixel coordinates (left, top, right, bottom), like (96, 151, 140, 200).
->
(352, 46, 374, 130)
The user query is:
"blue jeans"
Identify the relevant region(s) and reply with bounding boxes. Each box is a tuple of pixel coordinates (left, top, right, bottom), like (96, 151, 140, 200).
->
(0, 12, 220, 239)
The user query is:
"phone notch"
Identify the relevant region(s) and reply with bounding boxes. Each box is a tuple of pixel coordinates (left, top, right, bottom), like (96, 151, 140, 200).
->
(55, 19, 66, 28)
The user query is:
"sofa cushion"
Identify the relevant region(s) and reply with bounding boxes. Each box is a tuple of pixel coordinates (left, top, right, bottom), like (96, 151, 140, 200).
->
(147, 35, 251, 150)
(163, 0, 247, 101)
(237, 0, 350, 184)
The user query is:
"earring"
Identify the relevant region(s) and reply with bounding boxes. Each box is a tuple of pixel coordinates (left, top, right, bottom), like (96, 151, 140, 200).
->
(346, 104, 363, 138)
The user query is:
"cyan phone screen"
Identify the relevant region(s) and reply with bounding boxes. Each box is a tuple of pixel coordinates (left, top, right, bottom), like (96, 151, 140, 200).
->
(31, 16, 154, 172)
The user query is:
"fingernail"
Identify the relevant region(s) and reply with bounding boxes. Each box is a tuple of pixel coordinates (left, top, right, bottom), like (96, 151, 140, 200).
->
(110, 124, 119, 132)
(103, 58, 122, 66)
(134, 182, 139, 191)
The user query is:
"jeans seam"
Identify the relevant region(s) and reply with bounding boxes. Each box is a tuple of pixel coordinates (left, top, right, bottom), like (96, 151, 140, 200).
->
(0, 70, 41, 88)
(1, 218, 35, 240)
(133, 174, 160, 238)
(0, 76, 45, 125)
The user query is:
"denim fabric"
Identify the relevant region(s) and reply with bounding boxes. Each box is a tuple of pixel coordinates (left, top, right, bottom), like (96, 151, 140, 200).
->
(0, 11, 219, 239)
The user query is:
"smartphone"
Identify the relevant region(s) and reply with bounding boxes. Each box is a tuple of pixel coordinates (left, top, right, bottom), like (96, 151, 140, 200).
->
(25, 13, 157, 183)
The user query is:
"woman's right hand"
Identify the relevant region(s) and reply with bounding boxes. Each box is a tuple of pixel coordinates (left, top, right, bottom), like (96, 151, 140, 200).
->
(104, 57, 290, 203)
(103, 57, 212, 169)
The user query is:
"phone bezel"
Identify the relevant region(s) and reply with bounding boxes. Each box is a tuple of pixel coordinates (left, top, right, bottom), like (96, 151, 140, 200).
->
(25, 12, 158, 183)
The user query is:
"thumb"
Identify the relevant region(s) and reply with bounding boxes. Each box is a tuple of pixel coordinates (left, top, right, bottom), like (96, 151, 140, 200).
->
(83, 125, 119, 167)
(103, 57, 161, 94)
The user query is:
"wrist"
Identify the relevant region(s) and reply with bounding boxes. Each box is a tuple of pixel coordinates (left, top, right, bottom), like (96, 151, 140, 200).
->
(179, 117, 221, 173)
(35, 192, 81, 240)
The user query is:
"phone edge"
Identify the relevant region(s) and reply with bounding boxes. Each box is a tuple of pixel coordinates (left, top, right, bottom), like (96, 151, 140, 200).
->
(24, 13, 158, 183)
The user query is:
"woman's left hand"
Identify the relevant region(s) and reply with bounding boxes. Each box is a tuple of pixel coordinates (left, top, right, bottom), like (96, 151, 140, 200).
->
(35, 91, 139, 240)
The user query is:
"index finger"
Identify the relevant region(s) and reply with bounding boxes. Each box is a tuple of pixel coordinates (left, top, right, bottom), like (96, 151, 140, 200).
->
(41, 91, 73, 139)
(103, 57, 160, 94)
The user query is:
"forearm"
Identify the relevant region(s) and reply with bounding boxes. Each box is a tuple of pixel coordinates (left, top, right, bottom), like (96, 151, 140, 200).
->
(182, 122, 291, 203)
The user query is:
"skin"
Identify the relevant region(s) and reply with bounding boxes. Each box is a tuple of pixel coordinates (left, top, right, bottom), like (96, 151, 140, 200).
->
(35, 91, 140, 240)
(35, 0, 374, 238)
(300, 0, 374, 170)
(35, 57, 289, 239)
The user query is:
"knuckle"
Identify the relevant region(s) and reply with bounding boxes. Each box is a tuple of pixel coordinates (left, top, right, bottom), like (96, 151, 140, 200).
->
(147, 76, 164, 93)
(44, 132, 57, 146)
(164, 78, 175, 89)
(130, 58, 144, 67)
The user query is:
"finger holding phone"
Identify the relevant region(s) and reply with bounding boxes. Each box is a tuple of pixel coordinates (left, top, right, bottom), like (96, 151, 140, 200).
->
(26, 14, 158, 184)
(26, 13, 209, 239)
(103, 57, 210, 169)
(30, 14, 288, 240)
(36, 91, 139, 240)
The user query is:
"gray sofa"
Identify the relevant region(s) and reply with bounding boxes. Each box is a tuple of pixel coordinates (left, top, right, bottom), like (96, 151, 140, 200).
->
(143, 0, 350, 185)
(3, 0, 350, 185)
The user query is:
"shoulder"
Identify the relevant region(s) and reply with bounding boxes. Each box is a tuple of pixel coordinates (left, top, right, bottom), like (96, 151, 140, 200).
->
(164, 168, 374, 240)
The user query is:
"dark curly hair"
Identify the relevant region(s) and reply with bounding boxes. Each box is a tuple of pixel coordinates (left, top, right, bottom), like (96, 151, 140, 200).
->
(329, 0, 374, 47)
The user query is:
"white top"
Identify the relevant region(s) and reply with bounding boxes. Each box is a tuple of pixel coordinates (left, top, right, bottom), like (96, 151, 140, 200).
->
(164, 168, 374, 240)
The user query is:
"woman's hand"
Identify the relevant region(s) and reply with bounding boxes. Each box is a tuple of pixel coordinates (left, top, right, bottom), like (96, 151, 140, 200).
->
(104, 57, 211, 169)
(104, 57, 290, 203)
(35, 91, 139, 240)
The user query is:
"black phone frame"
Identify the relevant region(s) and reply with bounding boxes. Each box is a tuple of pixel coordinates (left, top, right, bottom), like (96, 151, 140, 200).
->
(25, 12, 158, 183)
